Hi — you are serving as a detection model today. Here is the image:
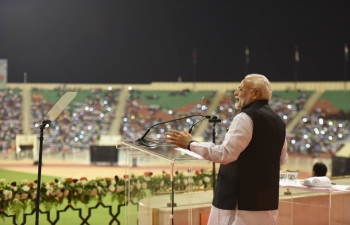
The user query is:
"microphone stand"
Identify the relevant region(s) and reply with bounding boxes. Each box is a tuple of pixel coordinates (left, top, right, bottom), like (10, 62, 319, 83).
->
(163, 115, 210, 225)
(168, 162, 175, 225)
(32, 91, 77, 225)
(208, 116, 221, 194)
(35, 120, 51, 225)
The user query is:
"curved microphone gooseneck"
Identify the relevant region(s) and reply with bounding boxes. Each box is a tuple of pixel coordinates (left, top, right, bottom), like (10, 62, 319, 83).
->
(188, 115, 211, 134)
(135, 114, 209, 148)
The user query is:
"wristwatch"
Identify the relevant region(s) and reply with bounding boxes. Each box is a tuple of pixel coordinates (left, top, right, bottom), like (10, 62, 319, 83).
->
(187, 140, 196, 151)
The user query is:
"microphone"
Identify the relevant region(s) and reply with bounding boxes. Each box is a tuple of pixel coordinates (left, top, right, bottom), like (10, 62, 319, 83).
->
(135, 114, 210, 148)
(209, 115, 221, 123)
(188, 115, 211, 134)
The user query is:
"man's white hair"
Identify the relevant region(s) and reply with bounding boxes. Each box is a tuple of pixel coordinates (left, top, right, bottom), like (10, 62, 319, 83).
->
(245, 74, 272, 100)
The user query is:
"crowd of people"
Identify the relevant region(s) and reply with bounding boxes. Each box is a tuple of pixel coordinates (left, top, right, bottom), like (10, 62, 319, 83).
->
(29, 87, 120, 154)
(288, 108, 350, 157)
(0, 88, 22, 153)
(201, 90, 310, 144)
(0, 86, 349, 160)
(120, 89, 212, 142)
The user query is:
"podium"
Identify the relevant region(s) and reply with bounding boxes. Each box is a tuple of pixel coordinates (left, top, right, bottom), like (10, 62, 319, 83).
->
(278, 181, 350, 225)
(118, 141, 210, 225)
(117, 140, 350, 225)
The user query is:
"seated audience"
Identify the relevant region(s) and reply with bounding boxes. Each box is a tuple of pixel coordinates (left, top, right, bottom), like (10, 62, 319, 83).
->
(312, 162, 328, 176)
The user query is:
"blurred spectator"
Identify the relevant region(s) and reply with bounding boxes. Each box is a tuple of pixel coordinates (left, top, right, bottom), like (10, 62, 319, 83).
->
(312, 162, 328, 176)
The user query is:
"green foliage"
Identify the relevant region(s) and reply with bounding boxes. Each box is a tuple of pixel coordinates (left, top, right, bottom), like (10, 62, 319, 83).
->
(0, 169, 214, 223)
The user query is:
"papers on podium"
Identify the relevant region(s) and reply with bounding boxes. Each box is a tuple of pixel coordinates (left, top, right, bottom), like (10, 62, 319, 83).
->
(174, 147, 203, 159)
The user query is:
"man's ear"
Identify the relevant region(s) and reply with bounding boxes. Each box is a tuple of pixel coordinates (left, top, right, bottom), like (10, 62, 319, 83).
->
(254, 89, 261, 98)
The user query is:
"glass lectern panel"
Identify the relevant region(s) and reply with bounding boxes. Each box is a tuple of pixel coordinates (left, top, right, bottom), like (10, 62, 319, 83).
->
(278, 181, 350, 225)
(278, 185, 331, 225)
(118, 142, 213, 225)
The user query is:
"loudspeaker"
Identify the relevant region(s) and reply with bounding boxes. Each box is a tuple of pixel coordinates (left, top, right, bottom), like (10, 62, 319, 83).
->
(90, 145, 118, 166)
(332, 156, 350, 176)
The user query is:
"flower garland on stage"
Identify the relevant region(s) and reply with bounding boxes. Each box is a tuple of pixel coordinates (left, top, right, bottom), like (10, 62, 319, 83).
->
(0, 169, 213, 220)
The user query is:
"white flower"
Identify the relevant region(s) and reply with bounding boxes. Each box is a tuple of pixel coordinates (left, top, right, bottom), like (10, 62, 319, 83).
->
(111, 180, 116, 185)
(4, 190, 13, 198)
(21, 185, 30, 192)
(142, 182, 147, 189)
(183, 180, 188, 185)
(0, 178, 6, 184)
(80, 180, 88, 186)
(47, 187, 54, 194)
(144, 176, 150, 181)
(108, 185, 115, 192)
(198, 180, 203, 186)
(97, 186, 103, 193)
(203, 177, 211, 183)
(57, 183, 64, 189)
(160, 180, 164, 187)
(136, 182, 141, 190)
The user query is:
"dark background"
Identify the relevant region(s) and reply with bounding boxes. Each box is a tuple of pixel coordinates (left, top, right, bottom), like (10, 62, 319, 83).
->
(0, 0, 349, 84)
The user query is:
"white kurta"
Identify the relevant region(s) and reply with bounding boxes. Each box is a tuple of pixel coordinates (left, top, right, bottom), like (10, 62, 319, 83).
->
(189, 112, 289, 225)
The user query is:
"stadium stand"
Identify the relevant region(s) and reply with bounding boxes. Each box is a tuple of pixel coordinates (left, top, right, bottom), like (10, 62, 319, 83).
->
(0, 82, 349, 161)
(202, 89, 313, 144)
(0, 88, 22, 155)
(287, 91, 350, 157)
(30, 87, 120, 154)
(120, 89, 215, 142)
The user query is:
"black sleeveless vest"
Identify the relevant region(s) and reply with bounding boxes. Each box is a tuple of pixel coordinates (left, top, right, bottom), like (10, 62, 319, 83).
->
(212, 100, 286, 210)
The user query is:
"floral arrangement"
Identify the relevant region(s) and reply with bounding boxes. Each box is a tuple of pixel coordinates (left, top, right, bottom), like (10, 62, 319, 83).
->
(0, 169, 213, 221)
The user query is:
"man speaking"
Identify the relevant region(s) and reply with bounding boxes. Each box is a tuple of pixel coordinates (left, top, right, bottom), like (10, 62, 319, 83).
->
(165, 74, 288, 225)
